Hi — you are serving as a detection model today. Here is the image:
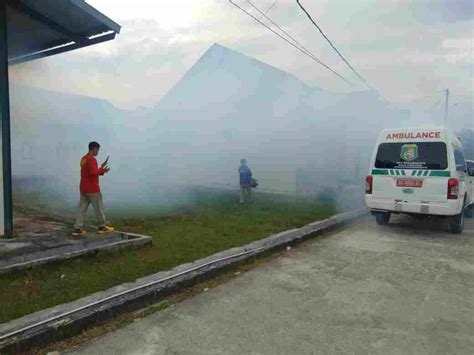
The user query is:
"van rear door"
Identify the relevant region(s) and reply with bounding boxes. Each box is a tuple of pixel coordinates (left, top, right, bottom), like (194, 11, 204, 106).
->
(372, 142, 449, 203)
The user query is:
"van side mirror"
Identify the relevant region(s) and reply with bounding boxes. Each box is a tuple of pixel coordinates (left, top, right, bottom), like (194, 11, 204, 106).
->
(469, 169, 474, 177)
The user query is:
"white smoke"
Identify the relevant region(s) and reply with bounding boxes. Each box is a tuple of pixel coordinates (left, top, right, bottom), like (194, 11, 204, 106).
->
(9, 44, 473, 215)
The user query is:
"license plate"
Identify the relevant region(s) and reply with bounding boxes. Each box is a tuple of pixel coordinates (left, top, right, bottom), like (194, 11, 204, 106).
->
(397, 179, 423, 188)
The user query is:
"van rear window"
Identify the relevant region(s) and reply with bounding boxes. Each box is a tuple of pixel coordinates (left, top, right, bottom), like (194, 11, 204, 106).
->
(375, 142, 448, 170)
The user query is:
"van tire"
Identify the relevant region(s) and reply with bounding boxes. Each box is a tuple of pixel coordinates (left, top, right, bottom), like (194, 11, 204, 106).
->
(375, 212, 390, 226)
(464, 205, 473, 218)
(450, 205, 465, 234)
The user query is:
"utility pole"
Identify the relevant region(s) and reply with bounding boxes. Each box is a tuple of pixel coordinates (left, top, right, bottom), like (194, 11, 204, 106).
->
(444, 88, 449, 127)
(0, 2, 12, 236)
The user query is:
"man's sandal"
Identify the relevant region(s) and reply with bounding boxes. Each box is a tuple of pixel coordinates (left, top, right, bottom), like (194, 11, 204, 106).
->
(98, 226, 114, 234)
(72, 229, 86, 237)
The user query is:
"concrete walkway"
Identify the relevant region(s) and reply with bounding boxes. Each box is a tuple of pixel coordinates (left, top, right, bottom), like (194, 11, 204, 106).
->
(70, 216, 474, 355)
(0, 209, 151, 274)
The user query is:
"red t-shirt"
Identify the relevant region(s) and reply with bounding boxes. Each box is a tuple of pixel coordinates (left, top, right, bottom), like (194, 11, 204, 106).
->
(79, 154, 106, 193)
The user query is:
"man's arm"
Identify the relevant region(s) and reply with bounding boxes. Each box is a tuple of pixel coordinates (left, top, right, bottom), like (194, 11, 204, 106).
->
(88, 158, 107, 177)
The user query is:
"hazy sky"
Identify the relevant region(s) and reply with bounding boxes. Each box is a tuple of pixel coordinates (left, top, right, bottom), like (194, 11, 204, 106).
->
(10, 0, 474, 109)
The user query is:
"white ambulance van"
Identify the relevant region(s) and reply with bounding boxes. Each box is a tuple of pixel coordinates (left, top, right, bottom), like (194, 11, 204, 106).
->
(365, 127, 474, 234)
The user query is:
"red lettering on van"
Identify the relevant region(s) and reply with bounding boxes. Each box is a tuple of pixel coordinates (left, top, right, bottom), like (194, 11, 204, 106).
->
(385, 131, 441, 140)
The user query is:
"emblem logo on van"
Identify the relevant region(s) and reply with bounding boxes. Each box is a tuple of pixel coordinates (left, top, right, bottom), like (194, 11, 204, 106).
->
(400, 144, 418, 161)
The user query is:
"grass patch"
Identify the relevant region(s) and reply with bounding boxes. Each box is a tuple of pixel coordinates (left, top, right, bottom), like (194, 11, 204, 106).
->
(0, 189, 335, 323)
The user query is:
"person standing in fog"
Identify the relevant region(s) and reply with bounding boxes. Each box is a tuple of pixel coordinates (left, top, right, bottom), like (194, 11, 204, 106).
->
(239, 159, 254, 204)
(72, 142, 114, 236)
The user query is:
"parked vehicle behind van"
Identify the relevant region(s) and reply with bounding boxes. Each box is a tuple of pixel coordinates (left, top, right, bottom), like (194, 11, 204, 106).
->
(365, 127, 474, 234)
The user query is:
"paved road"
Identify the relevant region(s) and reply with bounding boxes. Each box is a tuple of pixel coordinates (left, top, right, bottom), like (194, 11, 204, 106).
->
(71, 215, 474, 355)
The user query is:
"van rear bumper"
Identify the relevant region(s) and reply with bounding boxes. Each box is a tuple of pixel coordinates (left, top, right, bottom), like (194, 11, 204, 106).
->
(365, 195, 462, 216)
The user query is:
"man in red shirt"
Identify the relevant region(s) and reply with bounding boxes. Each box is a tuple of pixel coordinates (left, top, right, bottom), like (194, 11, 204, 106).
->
(72, 142, 114, 236)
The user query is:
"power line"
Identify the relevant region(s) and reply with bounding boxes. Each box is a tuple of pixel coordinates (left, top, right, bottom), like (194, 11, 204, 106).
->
(230, 0, 351, 85)
(247, 0, 324, 66)
(262, 0, 277, 16)
(228, 0, 352, 86)
(256, 0, 277, 21)
(295, 0, 373, 91)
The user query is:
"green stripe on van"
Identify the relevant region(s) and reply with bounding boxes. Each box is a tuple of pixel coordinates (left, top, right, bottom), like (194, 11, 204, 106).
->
(371, 169, 449, 177)
(372, 169, 389, 175)
(429, 171, 450, 177)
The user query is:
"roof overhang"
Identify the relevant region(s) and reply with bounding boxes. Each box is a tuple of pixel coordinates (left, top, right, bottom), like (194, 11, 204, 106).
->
(7, 0, 121, 65)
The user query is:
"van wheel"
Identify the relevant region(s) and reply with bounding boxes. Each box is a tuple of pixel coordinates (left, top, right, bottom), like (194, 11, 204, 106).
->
(450, 206, 465, 234)
(375, 212, 390, 226)
(464, 205, 473, 218)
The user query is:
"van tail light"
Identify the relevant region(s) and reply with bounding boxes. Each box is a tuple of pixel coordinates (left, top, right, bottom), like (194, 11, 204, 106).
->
(447, 178, 459, 200)
(365, 175, 373, 194)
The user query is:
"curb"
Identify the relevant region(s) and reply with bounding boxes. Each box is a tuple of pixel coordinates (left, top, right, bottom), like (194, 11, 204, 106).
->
(0, 210, 366, 353)
(0, 232, 152, 275)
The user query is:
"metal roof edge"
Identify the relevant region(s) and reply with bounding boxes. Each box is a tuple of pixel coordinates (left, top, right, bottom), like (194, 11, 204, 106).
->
(9, 32, 116, 65)
(70, 0, 121, 34)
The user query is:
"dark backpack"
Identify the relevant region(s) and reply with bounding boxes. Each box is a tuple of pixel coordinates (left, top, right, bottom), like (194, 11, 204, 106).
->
(250, 178, 258, 188)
